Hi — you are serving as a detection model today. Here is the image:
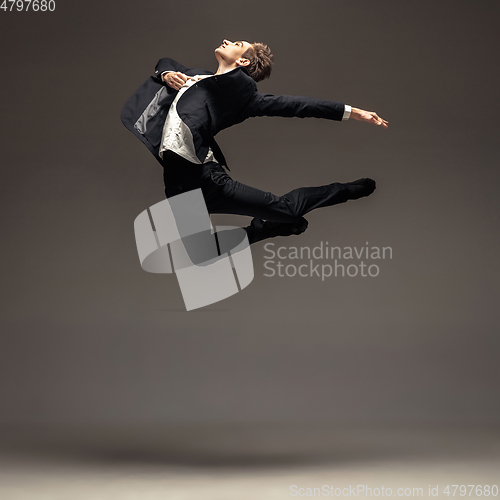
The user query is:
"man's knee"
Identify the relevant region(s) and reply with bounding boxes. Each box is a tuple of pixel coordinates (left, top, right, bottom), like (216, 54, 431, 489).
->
(279, 195, 303, 219)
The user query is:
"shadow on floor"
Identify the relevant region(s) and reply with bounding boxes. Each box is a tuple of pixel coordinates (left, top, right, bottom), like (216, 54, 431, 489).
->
(1, 423, 499, 469)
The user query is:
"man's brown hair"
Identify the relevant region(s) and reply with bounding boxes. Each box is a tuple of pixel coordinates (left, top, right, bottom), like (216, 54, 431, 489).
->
(242, 42, 274, 82)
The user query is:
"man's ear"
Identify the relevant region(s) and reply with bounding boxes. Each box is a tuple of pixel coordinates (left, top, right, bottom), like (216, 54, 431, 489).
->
(236, 58, 250, 67)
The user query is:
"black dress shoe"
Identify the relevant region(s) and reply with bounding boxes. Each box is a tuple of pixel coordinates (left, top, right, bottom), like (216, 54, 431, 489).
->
(263, 217, 308, 237)
(344, 178, 376, 200)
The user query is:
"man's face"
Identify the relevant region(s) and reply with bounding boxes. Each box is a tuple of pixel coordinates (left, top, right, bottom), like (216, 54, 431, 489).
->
(215, 39, 253, 66)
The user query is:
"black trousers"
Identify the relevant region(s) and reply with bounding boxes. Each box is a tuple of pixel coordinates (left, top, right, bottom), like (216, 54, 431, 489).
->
(161, 151, 352, 245)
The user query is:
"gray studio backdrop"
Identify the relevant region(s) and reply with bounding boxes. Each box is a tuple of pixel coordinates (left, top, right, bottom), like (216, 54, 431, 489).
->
(1, 0, 499, 426)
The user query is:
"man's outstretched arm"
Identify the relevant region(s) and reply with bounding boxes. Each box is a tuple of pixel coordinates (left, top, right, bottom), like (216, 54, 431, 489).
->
(246, 93, 388, 128)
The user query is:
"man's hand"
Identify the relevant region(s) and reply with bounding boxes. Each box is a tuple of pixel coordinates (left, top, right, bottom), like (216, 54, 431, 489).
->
(351, 107, 388, 129)
(163, 71, 189, 90)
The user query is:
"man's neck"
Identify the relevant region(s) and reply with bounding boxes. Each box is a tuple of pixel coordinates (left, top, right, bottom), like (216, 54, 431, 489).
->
(214, 62, 239, 76)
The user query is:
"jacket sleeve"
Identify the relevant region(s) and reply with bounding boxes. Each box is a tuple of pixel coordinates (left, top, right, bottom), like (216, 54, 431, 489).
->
(154, 57, 190, 79)
(246, 92, 346, 121)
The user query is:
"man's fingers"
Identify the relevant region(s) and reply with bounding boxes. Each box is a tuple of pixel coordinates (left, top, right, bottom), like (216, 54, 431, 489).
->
(173, 72, 189, 89)
(355, 108, 388, 128)
(371, 113, 388, 127)
(366, 112, 388, 128)
(173, 77, 185, 89)
(165, 72, 189, 90)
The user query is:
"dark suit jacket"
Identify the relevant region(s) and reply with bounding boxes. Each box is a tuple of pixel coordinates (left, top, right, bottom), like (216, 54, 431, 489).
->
(121, 57, 346, 168)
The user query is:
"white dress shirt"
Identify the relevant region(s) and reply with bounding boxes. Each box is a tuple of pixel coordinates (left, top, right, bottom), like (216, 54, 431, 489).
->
(159, 72, 216, 163)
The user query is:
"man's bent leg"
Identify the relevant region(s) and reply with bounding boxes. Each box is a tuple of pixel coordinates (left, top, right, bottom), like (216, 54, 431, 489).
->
(203, 167, 373, 221)
(199, 163, 375, 245)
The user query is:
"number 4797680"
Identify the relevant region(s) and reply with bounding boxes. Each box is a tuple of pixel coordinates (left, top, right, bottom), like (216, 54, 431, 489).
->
(1, 0, 56, 11)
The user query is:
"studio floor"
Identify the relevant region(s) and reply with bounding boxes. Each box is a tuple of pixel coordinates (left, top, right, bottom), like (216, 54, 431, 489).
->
(1, 424, 499, 500)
